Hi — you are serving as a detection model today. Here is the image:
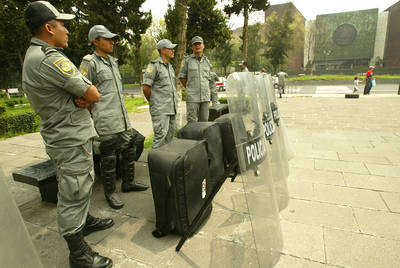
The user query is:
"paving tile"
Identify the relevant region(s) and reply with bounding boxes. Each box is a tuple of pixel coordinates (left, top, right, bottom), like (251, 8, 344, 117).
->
(166, 236, 259, 268)
(324, 228, 400, 268)
(313, 184, 388, 210)
(287, 179, 315, 200)
(343, 173, 400, 193)
(289, 157, 315, 169)
(365, 163, 400, 178)
(384, 152, 400, 165)
(19, 199, 57, 227)
(354, 208, 400, 240)
(30, 228, 69, 268)
(338, 152, 391, 164)
(275, 254, 334, 268)
(213, 182, 248, 214)
(297, 150, 339, 161)
(279, 220, 325, 263)
(315, 159, 369, 174)
(288, 167, 345, 186)
(196, 208, 255, 248)
(280, 199, 359, 232)
(98, 218, 178, 266)
(380, 192, 400, 213)
(312, 142, 357, 153)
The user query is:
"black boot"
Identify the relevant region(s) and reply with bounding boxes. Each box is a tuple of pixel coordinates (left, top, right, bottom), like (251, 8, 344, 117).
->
(121, 161, 148, 192)
(82, 214, 114, 236)
(64, 231, 112, 268)
(101, 155, 124, 209)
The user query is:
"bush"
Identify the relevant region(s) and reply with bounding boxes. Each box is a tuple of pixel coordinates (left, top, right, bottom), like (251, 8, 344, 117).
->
(181, 88, 186, 101)
(5, 100, 18, 107)
(0, 112, 40, 136)
(219, 97, 227, 104)
(0, 106, 5, 115)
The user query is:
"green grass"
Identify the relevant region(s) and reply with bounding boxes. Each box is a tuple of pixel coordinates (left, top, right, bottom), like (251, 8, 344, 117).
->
(287, 74, 400, 82)
(144, 134, 154, 149)
(124, 96, 148, 113)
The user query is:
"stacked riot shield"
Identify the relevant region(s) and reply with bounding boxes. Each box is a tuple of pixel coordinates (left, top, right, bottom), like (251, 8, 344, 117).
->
(255, 74, 290, 211)
(224, 72, 283, 266)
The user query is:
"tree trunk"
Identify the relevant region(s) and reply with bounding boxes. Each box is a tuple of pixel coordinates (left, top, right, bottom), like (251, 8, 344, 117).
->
(134, 40, 143, 83)
(242, 3, 249, 61)
(173, 0, 188, 127)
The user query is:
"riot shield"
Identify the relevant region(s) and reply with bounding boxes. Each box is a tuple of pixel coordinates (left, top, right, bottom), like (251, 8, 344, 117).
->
(255, 73, 290, 211)
(224, 72, 283, 266)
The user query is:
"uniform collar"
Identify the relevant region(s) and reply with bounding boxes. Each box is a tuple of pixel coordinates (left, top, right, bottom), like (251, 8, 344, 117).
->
(94, 51, 118, 65)
(156, 56, 170, 66)
(190, 53, 205, 62)
(30, 37, 60, 50)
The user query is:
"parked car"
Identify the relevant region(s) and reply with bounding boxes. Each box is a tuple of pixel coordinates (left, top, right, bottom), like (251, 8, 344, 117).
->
(216, 77, 226, 91)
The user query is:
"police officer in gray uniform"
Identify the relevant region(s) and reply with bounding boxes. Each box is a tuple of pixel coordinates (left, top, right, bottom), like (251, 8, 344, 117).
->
(142, 39, 178, 148)
(209, 66, 219, 107)
(239, 61, 249, 72)
(179, 36, 212, 123)
(22, 2, 113, 267)
(79, 25, 148, 210)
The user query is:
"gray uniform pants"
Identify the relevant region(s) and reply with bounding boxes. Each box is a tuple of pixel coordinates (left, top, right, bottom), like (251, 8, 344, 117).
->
(46, 140, 94, 236)
(151, 114, 176, 148)
(186, 102, 209, 123)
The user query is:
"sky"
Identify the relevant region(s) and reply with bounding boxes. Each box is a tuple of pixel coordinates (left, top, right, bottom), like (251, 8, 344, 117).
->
(141, 0, 399, 29)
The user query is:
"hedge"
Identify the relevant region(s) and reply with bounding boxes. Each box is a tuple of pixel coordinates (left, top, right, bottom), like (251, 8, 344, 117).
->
(0, 112, 40, 136)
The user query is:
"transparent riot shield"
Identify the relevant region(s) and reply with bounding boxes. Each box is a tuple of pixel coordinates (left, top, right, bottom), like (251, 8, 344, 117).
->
(266, 76, 295, 162)
(225, 72, 283, 266)
(255, 73, 290, 211)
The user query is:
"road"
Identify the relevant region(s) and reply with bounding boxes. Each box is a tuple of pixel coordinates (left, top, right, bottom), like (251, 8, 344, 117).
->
(284, 83, 399, 95)
(124, 84, 399, 96)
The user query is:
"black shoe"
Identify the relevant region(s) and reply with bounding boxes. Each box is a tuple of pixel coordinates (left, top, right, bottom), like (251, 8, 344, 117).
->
(121, 181, 149, 192)
(64, 232, 113, 268)
(82, 214, 114, 236)
(105, 192, 124, 209)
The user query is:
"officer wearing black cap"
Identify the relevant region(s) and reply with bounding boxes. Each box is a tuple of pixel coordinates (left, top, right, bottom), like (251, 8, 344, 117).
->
(142, 39, 178, 148)
(179, 36, 212, 123)
(79, 25, 148, 210)
(23, 2, 113, 267)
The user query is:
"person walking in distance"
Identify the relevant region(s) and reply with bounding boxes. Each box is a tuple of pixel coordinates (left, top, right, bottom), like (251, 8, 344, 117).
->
(23, 2, 113, 267)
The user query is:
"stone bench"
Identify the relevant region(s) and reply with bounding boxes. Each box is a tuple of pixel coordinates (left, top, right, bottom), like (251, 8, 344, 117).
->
(12, 154, 102, 204)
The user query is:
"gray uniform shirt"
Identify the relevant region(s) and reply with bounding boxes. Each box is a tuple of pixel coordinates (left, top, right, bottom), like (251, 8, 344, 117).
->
(278, 71, 288, 86)
(79, 52, 131, 136)
(22, 37, 94, 148)
(142, 57, 178, 116)
(178, 54, 211, 102)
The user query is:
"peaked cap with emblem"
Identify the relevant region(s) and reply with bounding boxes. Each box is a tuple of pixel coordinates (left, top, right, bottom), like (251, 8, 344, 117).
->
(25, 1, 75, 30)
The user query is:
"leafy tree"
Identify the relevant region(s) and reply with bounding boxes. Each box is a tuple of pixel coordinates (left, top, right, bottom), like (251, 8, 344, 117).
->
(0, 0, 31, 87)
(224, 0, 270, 61)
(264, 10, 294, 73)
(186, 0, 231, 53)
(76, 0, 151, 81)
(214, 40, 234, 76)
(247, 23, 264, 71)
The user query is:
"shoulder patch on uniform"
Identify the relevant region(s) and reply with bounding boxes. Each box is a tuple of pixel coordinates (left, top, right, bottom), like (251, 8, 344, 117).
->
(53, 57, 75, 76)
(145, 64, 154, 75)
(82, 54, 94, 61)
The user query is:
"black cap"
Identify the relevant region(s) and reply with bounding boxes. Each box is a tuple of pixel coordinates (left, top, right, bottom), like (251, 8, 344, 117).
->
(25, 1, 75, 29)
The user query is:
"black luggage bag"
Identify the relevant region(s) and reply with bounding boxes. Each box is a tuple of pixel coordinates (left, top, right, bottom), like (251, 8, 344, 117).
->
(209, 104, 229, 121)
(148, 139, 212, 237)
(178, 122, 225, 186)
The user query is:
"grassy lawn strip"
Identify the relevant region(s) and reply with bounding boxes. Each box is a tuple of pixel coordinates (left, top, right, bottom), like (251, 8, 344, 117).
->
(287, 74, 400, 82)
(124, 96, 148, 113)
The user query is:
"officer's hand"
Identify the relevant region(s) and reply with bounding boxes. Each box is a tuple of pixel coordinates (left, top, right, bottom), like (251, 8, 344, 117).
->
(74, 97, 91, 108)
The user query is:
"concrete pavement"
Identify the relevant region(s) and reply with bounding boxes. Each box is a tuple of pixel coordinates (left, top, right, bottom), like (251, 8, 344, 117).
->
(1, 95, 400, 267)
